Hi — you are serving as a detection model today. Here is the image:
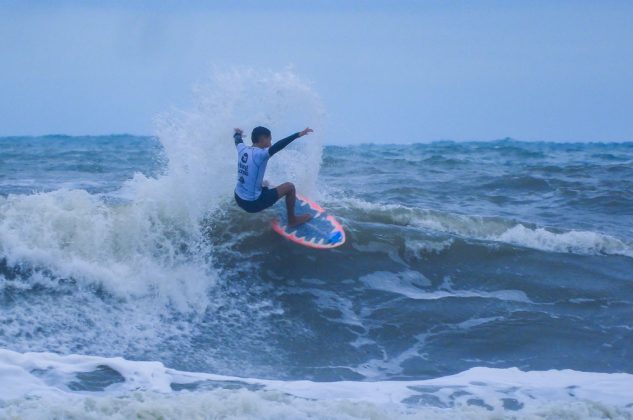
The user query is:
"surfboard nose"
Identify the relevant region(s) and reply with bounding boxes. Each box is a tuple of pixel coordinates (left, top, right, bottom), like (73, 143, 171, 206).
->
(328, 231, 342, 243)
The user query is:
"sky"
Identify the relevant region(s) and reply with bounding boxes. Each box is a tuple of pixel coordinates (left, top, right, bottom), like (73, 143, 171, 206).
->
(0, 0, 632, 143)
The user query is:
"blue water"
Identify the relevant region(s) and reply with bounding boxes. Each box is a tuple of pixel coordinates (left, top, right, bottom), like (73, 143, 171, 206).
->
(1, 134, 632, 417)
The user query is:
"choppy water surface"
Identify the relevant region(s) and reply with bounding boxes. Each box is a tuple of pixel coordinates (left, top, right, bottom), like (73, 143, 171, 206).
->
(1, 74, 632, 419)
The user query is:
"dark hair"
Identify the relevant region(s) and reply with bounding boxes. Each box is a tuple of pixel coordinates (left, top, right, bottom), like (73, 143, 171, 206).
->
(251, 126, 271, 143)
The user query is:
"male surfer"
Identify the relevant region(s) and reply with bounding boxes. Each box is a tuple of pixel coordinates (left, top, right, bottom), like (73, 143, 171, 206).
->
(233, 126, 313, 227)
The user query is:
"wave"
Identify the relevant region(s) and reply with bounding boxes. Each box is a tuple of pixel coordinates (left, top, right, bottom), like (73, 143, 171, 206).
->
(1, 348, 631, 419)
(339, 198, 633, 258)
(494, 224, 633, 257)
(0, 69, 325, 310)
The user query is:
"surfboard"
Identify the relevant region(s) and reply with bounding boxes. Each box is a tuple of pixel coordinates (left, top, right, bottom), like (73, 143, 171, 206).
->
(271, 195, 346, 249)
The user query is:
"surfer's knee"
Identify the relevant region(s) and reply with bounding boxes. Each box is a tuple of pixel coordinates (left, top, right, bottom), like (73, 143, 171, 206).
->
(277, 182, 295, 196)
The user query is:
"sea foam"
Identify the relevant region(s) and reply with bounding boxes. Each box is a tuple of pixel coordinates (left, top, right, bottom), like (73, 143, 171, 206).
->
(1, 349, 631, 419)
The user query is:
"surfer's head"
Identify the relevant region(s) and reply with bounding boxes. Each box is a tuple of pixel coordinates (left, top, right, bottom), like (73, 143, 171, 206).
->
(251, 126, 272, 147)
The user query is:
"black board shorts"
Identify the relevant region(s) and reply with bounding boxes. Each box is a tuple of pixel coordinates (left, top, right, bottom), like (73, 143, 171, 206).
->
(234, 187, 280, 213)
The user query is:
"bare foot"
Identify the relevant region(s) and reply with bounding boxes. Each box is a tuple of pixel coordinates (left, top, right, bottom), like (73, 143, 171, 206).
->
(288, 213, 312, 227)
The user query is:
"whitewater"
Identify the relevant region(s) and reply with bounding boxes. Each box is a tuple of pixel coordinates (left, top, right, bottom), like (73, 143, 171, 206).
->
(1, 70, 632, 418)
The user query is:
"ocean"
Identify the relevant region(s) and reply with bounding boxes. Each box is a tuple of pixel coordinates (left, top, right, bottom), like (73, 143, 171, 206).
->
(1, 74, 632, 418)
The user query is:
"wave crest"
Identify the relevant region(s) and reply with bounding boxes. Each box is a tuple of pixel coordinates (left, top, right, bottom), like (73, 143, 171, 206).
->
(340, 198, 633, 258)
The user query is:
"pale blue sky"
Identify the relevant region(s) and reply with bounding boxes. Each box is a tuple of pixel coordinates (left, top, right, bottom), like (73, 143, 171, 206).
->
(1, 1, 632, 143)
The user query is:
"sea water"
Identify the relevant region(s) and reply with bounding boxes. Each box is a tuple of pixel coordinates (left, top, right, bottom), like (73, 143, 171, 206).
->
(1, 71, 632, 418)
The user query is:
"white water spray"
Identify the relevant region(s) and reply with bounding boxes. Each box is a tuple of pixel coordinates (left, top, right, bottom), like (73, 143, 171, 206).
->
(0, 69, 325, 311)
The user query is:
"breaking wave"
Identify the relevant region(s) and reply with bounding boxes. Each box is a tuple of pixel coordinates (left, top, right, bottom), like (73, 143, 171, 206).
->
(0, 69, 325, 310)
(338, 198, 633, 258)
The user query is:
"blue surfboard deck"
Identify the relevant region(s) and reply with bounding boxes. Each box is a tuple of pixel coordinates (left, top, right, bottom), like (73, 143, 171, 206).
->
(271, 195, 345, 249)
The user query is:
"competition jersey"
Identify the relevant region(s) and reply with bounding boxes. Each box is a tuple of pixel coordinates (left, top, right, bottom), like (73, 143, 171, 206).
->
(235, 143, 270, 201)
(233, 131, 301, 201)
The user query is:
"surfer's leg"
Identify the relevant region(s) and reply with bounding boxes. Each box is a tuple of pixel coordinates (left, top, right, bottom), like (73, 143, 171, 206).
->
(275, 182, 311, 227)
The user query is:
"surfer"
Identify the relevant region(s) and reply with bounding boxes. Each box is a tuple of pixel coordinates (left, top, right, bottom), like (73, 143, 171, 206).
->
(233, 126, 313, 227)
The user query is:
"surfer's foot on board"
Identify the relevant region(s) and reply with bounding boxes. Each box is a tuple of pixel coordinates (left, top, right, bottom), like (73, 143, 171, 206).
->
(288, 213, 312, 227)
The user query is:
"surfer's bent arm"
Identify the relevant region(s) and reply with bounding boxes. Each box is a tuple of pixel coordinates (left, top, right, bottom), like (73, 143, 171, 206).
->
(268, 132, 300, 157)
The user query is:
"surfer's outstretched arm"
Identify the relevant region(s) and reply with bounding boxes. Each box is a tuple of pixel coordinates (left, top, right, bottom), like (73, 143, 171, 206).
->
(268, 133, 300, 156)
(268, 127, 313, 157)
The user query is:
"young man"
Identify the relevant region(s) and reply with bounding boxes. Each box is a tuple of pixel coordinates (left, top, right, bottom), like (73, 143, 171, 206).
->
(233, 126, 313, 227)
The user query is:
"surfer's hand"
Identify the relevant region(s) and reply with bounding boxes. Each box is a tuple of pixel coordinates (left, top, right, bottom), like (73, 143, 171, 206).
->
(234, 128, 243, 137)
(299, 127, 313, 137)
